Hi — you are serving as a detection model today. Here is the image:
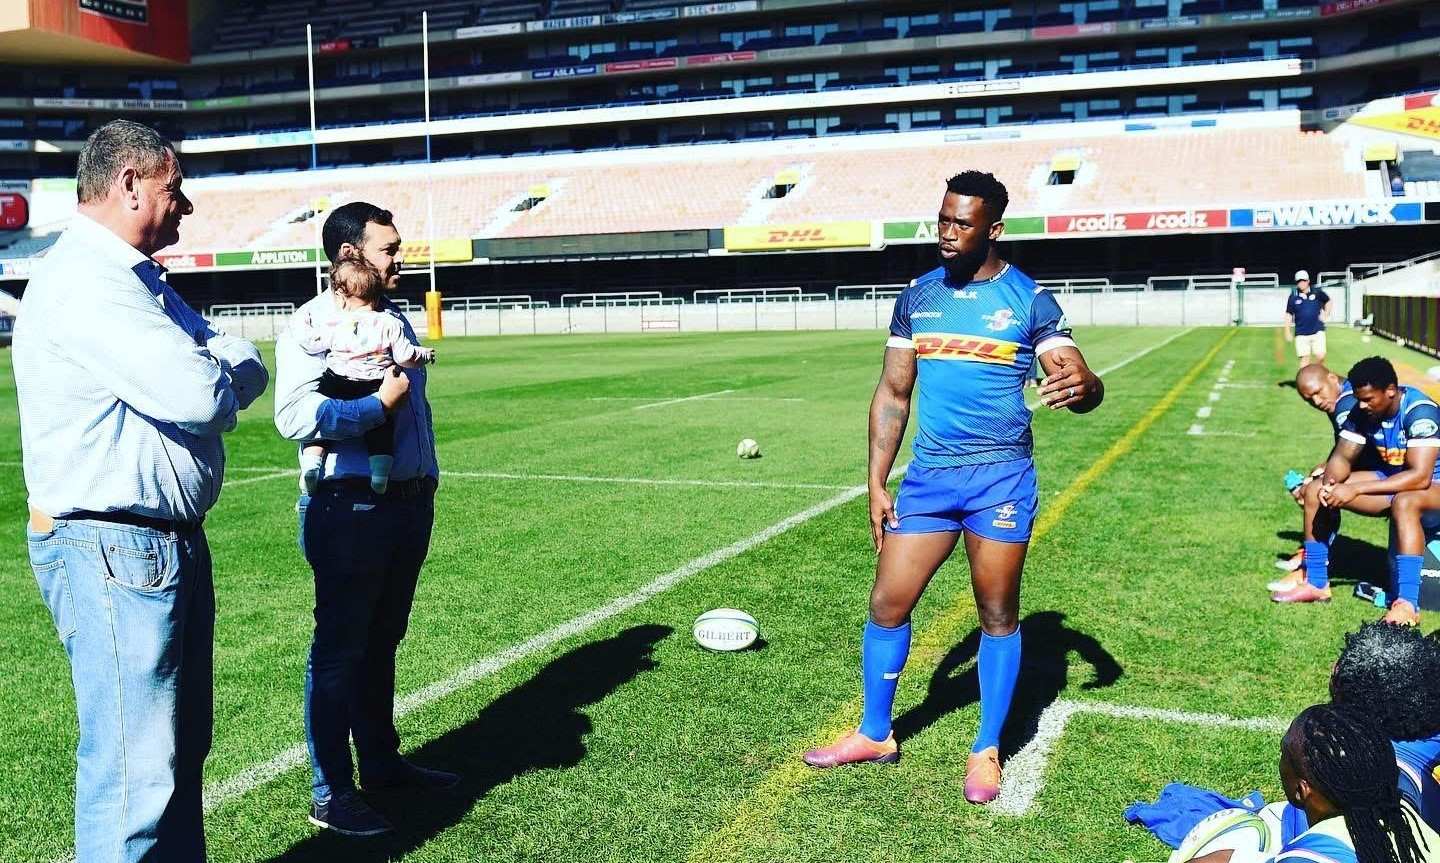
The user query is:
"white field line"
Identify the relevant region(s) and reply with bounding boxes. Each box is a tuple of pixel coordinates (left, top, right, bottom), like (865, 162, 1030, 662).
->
(443, 471, 851, 491)
(1026, 328, 1196, 409)
(991, 699, 1288, 817)
(49, 328, 1196, 860)
(224, 470, 295, 487)
(590, 396, 805, 403)
(632, 388, 734, 410)
(1090, 328, 1194, 377)
(189, 470, 899, 826)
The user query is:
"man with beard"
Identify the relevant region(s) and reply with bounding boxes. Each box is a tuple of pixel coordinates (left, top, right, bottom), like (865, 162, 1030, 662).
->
(274, 202, 453, 836)
(802, 170, 1104, 805)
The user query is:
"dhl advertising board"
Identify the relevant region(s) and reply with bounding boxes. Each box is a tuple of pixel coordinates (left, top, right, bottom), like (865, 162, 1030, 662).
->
(1346, 91, 1440, 141)
(724, 221, 871, 251)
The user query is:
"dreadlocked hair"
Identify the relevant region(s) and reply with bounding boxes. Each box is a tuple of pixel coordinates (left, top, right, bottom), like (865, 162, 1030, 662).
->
(1332, 623, 1440, 741)
(1293, 704, 1428, 863)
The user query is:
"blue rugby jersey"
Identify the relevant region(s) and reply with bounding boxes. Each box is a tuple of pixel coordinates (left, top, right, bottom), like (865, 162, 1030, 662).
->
(1332, 382, 1385, 472)
(887, 262, 1075, 467)
(1338, 385, 1440, 479)
(1331, 382, 1357, 437)
(1273, 816, 1356, 863)
(1396, 733, 1440, 831)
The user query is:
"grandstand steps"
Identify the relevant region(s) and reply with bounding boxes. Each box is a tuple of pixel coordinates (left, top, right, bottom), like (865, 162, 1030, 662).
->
(734, 164, 811, 226)
(481, 178, 568, 238)
(251, 199, 341, 250)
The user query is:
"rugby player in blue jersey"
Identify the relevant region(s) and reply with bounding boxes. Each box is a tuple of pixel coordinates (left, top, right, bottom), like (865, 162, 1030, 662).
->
(1281, 357, 1440, 627)
(1270, 363, 1378, 591)
(802, 171, 1104, 805)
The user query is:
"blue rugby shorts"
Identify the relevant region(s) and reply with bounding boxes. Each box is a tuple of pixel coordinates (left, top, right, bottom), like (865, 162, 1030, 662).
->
(888, 459, 1039, 543)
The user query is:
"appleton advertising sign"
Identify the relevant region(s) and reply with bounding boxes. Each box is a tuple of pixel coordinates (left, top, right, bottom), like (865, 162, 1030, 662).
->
(1046, 209, 1229, 235)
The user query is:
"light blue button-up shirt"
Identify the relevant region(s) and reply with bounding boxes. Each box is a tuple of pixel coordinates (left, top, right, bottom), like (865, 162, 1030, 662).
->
(14, 213, 268, 522)
(273, 289, 438, 483)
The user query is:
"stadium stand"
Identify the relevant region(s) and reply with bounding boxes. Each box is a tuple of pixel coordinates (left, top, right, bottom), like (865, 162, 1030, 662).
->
(0, 0, 1438, 309)
(137, 121, 1367, 252)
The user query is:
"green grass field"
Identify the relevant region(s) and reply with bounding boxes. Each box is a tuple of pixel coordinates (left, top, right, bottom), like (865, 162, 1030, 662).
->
(1, 324, 1433, 862)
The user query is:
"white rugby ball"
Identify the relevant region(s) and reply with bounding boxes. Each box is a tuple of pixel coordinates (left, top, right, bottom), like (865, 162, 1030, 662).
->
(736, 438, 761, 459)
(693, 608, 760, 651)
(1167, 808, 1275, 863)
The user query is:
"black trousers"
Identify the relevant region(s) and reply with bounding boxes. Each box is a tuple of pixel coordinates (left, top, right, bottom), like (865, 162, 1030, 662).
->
(318, 369, 394, 457)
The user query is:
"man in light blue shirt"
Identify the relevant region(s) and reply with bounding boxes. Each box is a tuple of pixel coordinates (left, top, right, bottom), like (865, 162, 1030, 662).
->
(274, 201, 449, 837)
(14, 120, 267, 862)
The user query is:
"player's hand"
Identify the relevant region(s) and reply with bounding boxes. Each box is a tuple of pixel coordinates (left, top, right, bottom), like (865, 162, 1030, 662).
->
(1320, 482, 1356, 508)
(1037, 359, 1098, 411)
(1284, 330, 1294, 342)
(377, 365, 411, 416)
(869, 485, 899, 553)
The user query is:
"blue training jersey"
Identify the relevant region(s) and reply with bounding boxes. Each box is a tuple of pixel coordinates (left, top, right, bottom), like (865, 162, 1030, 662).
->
(1331, 382, 1386, 472)
(1331, 381, 1357, 438)
(1396, 733, 1440, 832)
(887, 262, 1075, 467)
(1338, 385, 1440, 479)
(1272, 816, 1356, 863)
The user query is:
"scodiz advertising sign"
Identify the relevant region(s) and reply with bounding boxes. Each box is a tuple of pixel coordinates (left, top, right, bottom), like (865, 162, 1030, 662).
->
(1047, 209, 1230, 234)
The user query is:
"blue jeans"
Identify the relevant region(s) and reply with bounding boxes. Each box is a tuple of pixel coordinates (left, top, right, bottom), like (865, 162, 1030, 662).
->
(28, 518, 213, 862)
(299, 484, 435, 802)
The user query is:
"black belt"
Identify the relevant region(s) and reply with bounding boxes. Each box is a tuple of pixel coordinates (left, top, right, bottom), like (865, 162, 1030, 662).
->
(66, 510, 203, 533)
(315, 476, 435, 499)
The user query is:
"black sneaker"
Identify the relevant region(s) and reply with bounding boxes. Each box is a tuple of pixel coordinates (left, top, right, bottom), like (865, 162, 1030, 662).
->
(308, 790, 394, 836)
(362, 760, 460, 791)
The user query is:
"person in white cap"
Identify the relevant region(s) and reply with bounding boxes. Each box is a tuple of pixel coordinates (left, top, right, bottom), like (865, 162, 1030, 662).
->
(1285, 269, 1332, 367)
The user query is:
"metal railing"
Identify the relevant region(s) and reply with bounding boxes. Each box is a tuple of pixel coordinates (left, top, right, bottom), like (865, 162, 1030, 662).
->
(836, 283, 905, 301)
(560, 290, 669, 307)
(1036, 277, 1111, 293)
(443, 294, 550, 311)
(208, 301, 296, 317)
(1146, 272, 1278, 291)
(695, 286, 811, 303)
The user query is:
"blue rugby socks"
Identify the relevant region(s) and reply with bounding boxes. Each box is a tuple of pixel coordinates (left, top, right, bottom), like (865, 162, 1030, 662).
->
(858, 620, 910, 741)
(973, 626, 1022, 754)
(1396, 554, 1422, 609)
(1303, 540, 1330, 590)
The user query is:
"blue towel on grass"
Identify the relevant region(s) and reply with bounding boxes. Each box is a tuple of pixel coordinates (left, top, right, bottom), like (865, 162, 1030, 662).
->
(1124, 782, 1265, 849)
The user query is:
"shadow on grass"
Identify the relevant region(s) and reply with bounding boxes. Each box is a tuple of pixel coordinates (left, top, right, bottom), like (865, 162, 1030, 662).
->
(891, 609, 1122, 760)
(1274, 530, 1388, 587)
(261, 623, 672, 862)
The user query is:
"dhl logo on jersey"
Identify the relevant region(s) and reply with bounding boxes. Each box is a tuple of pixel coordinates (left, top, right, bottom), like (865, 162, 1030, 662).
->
(1379, 445, 1407, 466)
(912, 333, 1020, 364)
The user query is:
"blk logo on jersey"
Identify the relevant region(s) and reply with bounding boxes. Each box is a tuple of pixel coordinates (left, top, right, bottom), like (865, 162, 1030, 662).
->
(982, 309, 1015, 331)
(912, 334, 1020, 364)
(992, 503, 1018, 529)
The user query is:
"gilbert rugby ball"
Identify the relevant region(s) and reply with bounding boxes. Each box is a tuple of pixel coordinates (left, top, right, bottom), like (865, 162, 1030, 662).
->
(693, 608, 760, 652)
(1167, 808, 1274, 863)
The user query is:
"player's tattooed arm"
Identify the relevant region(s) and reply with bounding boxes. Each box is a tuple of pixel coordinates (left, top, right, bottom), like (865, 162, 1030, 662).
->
(868, 346, 915, 550)
(869, 347, 916, 481)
